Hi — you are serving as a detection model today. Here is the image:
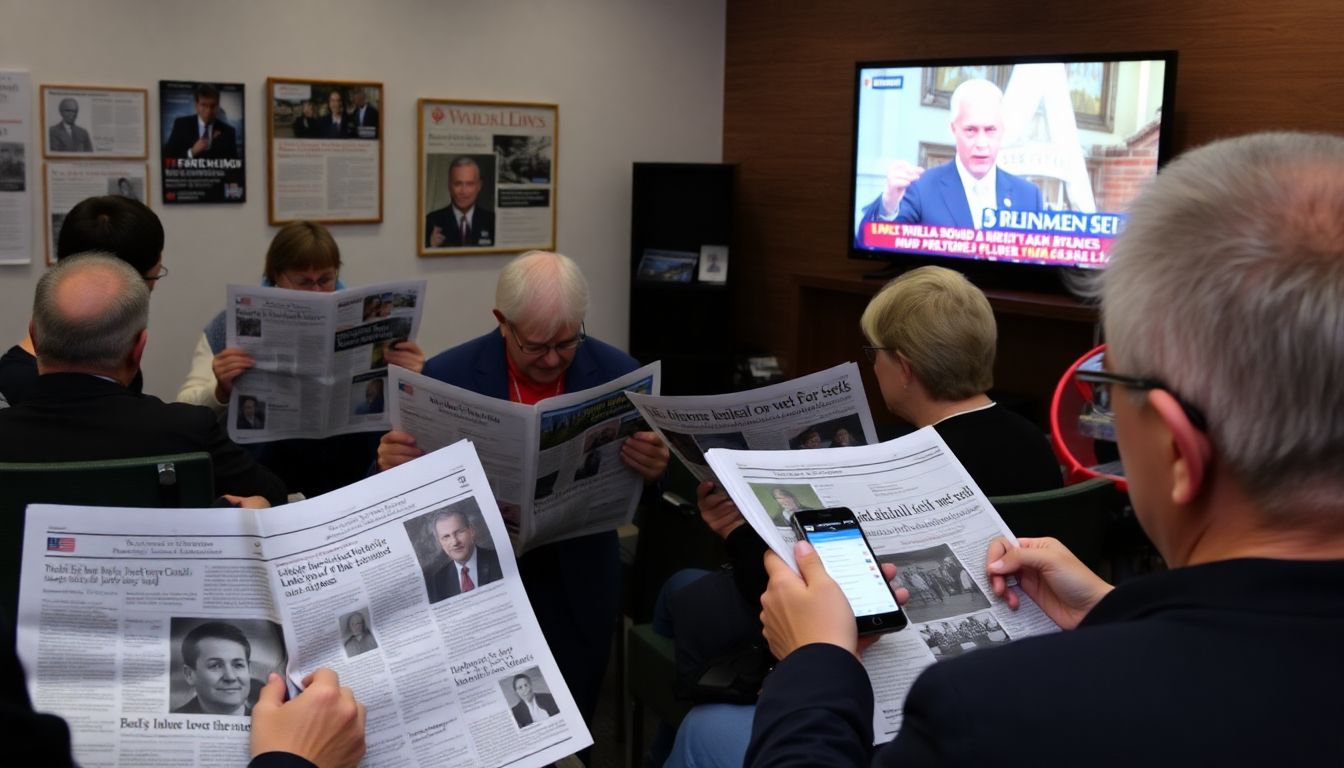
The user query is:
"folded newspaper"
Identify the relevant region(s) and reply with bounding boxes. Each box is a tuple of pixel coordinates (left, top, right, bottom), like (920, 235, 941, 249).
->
(704, 426, 1060, 742)
(387, 362, 660, 553)
(226, 279, 427, 444)
(626, 362, 878, 482)
(16, 440, 591, 767)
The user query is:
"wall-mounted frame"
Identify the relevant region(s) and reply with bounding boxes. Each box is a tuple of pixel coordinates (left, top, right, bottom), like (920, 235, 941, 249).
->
(41, 85, 148, 159)
(267, 77, 383, 224)
(44, 160, 150, 263)
(418, 98, 557, 256)
(159, 80, 247, 204)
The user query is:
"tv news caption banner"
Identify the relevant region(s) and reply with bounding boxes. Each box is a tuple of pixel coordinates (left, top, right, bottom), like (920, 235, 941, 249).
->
(861, 210, 1124, 268)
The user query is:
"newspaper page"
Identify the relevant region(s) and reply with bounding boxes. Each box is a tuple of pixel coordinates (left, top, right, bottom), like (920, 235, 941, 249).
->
(704, 426, 1060, 742)
(387, 362, 661, 553)
(41, 86, 148, 159)
(0, 70, 32, 264)
(226, 280, 426, 444)
(626, 362, 877, 482)
(15, 440, 592, 767)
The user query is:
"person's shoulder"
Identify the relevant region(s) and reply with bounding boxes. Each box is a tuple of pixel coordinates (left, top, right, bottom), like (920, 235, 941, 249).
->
(578, 335, 638, 374)
(423, 331, 498, 383)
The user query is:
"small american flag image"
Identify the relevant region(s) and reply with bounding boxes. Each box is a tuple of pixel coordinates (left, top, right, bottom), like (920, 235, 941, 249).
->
(46, 537, 75, 552)
(398, 382, 414, 395)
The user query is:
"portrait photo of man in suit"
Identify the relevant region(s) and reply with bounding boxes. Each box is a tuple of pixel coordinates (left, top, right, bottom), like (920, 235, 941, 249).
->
(163, 83, 238, 160)
(422, 506, 502, 603)
(349, 87, 379, 140)
(48, 98, 93, 153)
(506, 670, 558, 728)
(424, 156, 496, 248)
(857, 78, 1042, 232)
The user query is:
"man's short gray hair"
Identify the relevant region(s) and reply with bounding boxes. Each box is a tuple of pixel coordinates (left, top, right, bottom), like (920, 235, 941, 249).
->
(1097, 132, 1344, 515)
(32, 252, 149, 370)
(450, 156, 480, 174)
(949, 78, 1003, 124)
(495, 250, 589, 338)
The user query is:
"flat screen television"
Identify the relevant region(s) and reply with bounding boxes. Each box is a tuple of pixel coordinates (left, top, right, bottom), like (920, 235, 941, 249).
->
(849, 51, 1177, 287)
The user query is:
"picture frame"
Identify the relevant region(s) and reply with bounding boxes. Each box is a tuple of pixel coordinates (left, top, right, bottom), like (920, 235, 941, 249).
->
(266, 77, 384, 224)
(40, 85, 148, 159)
(1064, 62, 1117, 132)
(920, 66, 1009, 109)
(418, 98, 557, 256)
(44, 160, 150, 263)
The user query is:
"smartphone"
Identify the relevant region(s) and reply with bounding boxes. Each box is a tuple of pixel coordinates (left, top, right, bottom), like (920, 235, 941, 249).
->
(791, 507, 907, 635)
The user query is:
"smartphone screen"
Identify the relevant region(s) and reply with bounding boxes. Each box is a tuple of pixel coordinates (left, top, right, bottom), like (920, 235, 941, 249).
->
(792, 508, 906, 634)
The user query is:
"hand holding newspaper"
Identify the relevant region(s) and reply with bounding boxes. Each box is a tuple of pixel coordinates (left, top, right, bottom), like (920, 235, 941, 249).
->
(387, 362, 661, 553)
(704, 426, 1060, 742)
(16, 440, 591, 767)
(226, 279, 427, 444)
(626, 362, 878, 482)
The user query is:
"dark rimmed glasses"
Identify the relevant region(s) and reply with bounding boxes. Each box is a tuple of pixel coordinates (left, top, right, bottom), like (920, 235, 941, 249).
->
(507, 320, 586, 357)
(1074, 368, 1208, 433)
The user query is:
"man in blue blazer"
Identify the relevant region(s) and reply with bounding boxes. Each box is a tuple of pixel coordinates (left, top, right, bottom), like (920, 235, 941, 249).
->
(747, 133, 1344, 766)
(377, 250, 669, 726)
(856, 78, 1042, 237)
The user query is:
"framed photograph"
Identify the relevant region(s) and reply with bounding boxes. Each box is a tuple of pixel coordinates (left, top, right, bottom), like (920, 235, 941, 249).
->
(1065, 62, 1117, 132)
(698, 244, 728, 283)
(159, 81, 246, 204)
(44, 160, 150, 263)
(41, 85, 148, 159)
(636, 249, 696, 282)
(920, 66, 1009, 109)
(267, 77, 383, 224)
(418, 98, 557, 256)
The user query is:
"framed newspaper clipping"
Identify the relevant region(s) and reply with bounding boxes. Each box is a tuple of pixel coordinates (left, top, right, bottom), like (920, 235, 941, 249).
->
(267, 77, 383, 224)
(418, 99, 557, 256)
(40, 85, 148, 159)
(44, 160, 150, 263)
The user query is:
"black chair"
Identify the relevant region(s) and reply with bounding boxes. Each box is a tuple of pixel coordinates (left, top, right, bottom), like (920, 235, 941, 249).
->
(0, 452, 215, 626)
(989, 477, 1134, 579)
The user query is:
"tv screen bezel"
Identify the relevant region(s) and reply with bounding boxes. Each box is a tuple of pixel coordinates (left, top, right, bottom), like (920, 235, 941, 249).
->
(847, 50, 1178, 290)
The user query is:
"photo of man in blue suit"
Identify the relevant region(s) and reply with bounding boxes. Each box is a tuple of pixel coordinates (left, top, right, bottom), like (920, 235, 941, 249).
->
(857, 78, 1042, 233)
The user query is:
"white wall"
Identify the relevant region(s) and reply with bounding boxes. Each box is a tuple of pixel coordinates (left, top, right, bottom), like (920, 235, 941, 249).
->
(0, 0, 725, 398)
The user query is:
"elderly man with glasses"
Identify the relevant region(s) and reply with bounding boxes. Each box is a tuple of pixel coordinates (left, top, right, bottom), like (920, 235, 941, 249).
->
(377, 249, 669, 728)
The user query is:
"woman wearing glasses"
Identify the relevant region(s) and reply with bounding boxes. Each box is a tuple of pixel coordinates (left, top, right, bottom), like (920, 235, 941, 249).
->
(177, 221, 424, 496)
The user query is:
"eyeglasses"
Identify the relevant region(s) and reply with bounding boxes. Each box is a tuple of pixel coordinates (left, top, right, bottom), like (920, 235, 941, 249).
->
(506, 320, 586, 357)
(1074, 368, 1209, 433)
(861, 345, 895, 364)
(144, 265, 168, 282)
(282, 271, 338, 289)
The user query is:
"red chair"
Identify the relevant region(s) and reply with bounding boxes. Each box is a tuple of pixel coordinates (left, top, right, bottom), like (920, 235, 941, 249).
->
(1049, 343, 1127, 491)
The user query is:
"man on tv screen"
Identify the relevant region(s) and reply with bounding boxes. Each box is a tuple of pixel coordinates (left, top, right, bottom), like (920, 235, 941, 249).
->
(858, 78, 1042, 232)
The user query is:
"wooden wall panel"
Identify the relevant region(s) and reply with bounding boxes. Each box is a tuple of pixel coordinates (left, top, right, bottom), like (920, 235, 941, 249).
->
(723, 0, 1344, 379)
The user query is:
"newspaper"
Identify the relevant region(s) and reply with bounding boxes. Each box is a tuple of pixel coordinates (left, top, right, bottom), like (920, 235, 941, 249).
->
(0, 70, 32, 265)
(226, 280, 427, 444)
(15, 440, 592, 767)
(387, 362, 660, 553)
(704, 426, 1060, 742)
(626, 362, 878, 482)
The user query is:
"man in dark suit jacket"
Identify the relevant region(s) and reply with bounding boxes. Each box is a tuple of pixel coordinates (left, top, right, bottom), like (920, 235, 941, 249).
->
(349, 88, 379, 140)
(741, 133, 1344, 767)
(0, 254, 287, 506)
(426, 507, 503, 602)
(317, 90, 355, 139)
(163, 83, 238, 160)
(376, 251, 670, 727)
(48, 98, 93, 152)
(855, 78, 1042, 240)
(424, 156, 495, 248)
(509, 673, 559, 727)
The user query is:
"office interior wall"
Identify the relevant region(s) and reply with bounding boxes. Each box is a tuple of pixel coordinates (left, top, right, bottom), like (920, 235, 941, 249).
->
(0, 0, 725, 397)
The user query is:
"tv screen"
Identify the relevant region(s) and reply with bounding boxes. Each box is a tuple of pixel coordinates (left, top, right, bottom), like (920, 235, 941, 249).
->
(850, 52, 1176, 275)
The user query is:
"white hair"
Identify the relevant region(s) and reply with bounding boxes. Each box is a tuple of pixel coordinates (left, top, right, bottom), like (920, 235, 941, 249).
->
(1094, 132, 1344, 516)
(948, 78, 1003, 124)
(495, 250, 588, 338)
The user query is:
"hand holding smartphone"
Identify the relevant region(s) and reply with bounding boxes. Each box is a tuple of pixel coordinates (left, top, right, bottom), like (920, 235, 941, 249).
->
(791, 507, 907, 635)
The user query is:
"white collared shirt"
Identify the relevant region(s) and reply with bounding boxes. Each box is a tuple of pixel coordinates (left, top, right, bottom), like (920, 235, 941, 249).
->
(454, 549, 480, 591)
(955, 158, 999, 230)
(454, 206, 475, 231)
(524, 696, 550, 722)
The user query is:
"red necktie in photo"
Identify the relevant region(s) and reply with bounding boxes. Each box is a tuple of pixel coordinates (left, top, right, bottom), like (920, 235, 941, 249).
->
(461, 565, 475, 592)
